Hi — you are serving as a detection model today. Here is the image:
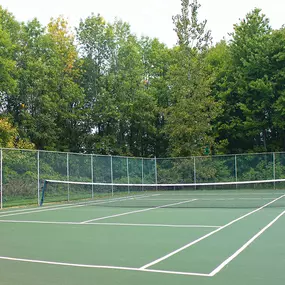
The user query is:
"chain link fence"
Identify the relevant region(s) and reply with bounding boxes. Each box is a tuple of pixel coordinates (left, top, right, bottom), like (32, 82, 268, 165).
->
(1, 149, 285, 208)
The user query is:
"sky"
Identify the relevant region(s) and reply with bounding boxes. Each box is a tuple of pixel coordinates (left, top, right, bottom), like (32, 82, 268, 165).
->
(1, 0, 285, 47)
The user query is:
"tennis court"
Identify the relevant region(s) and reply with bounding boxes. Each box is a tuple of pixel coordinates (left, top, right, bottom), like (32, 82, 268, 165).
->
(1, 189, 285, 285)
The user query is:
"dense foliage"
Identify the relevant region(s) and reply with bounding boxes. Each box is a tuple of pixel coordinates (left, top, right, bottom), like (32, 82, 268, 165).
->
(1, 1, 285, 157)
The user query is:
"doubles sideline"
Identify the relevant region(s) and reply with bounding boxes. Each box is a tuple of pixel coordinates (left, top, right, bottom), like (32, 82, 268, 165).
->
(209, 209, 285, 276)
(0, 194, 155, 218)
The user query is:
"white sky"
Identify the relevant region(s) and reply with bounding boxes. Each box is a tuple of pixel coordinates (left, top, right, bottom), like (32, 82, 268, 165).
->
(1, 0, 284, 47)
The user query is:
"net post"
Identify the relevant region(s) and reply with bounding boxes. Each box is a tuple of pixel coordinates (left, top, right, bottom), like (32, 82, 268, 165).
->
(126, 157, 130, 194)
(154, 157, 158, 191)
(235, 155, 238, 189)
(91, 154, 94, 199)
(0, 149, 2, 210)
(273, 152, 276, 190)
(67, 152, 70, 202)
(37, 150, 40, 206)
(110, 155, 114, 196)
(40, 180, 48, 206)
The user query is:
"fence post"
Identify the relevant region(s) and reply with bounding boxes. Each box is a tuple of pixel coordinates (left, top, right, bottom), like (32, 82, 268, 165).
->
(234, 155, 238, 188)
(67, 152, 70, 201)
(110, 156, 114, 196)
(193, 157, 197, 189)
(91, 154, 94, 199)
(0, 149, 2, 209)
(142, 158, 144, 191)
(141, 158, 144, 184)
(37, 150, 40, 206)
(273, 152, 276, 189)
(126, 157, 130, 194)
(154, 157, 158, 191)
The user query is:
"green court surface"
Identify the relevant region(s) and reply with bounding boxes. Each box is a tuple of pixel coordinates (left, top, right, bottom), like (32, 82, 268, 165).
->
(0, 190, 285, 285)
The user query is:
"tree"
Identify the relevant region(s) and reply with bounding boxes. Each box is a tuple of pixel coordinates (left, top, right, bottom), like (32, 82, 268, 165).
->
(0, 25, 17, 107)
(165, 0, 218, 156)
(205, 41, 232, 153)
(77, 15, 117, 154)
(46, 17, 86, 151)
(216, 9, 274, 153)
(139, 37, 171, 157)
(0, 6, 19, 114)
(0, 118, 34, 149)
(77, 16, 162, 157)
(269, 27, 285, 150)
(3, 16, 85, 152)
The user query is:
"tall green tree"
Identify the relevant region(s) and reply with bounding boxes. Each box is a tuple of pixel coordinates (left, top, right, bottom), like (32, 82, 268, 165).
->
(0, 6, 19, 113)
(216, 9, 274, 153)
(11, 17, 84, 151)
(139, 37, 171, 157)
(77, 15, 117, 154)
(205, 41, 233, 153)
(0, 24, 17, 105)
(46, 17, 86, 151)
(268, 27, 285, 150)
(77, 16, 161, 156)
(166, 0, 218, 156)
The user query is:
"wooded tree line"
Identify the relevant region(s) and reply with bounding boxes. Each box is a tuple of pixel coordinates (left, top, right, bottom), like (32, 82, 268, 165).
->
(1, 0, 285, 157)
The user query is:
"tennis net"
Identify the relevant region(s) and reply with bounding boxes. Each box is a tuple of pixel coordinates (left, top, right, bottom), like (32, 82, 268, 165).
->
(39, 179, 285, 209)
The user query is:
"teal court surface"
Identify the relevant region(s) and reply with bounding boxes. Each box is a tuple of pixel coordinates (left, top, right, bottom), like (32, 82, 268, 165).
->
(1, 190, 285, 285)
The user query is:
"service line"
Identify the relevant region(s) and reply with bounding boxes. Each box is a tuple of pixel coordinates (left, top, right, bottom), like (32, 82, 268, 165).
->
(80, 199, 198, 224)
(0, 219, 220, 228)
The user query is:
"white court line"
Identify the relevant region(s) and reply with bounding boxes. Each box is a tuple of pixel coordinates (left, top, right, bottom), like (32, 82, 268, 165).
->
(0, 195, 154, 219)
(0, 201, 92, 215)
(0, 203, 83, 215)
(0, 196, 275, 216)
(0, 256, 210, 277)
(80, 199, 198, 224)
(140, 194, 285, 269)
(0, 219, 220, 228)
(0, 194, 160, 216)
(136, 198, 274, 201)
(209, 209, 285, 276)
(158, 192, 285, 196)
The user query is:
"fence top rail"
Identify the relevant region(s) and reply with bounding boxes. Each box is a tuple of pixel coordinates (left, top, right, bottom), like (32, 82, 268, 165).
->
(0, 148, 283, 161)
(158, 152, 279, 160)
(0, 148, 157, 160)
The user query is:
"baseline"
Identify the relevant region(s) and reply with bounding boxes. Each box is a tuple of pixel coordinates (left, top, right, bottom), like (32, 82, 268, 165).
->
(0, 256, 210, 277)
